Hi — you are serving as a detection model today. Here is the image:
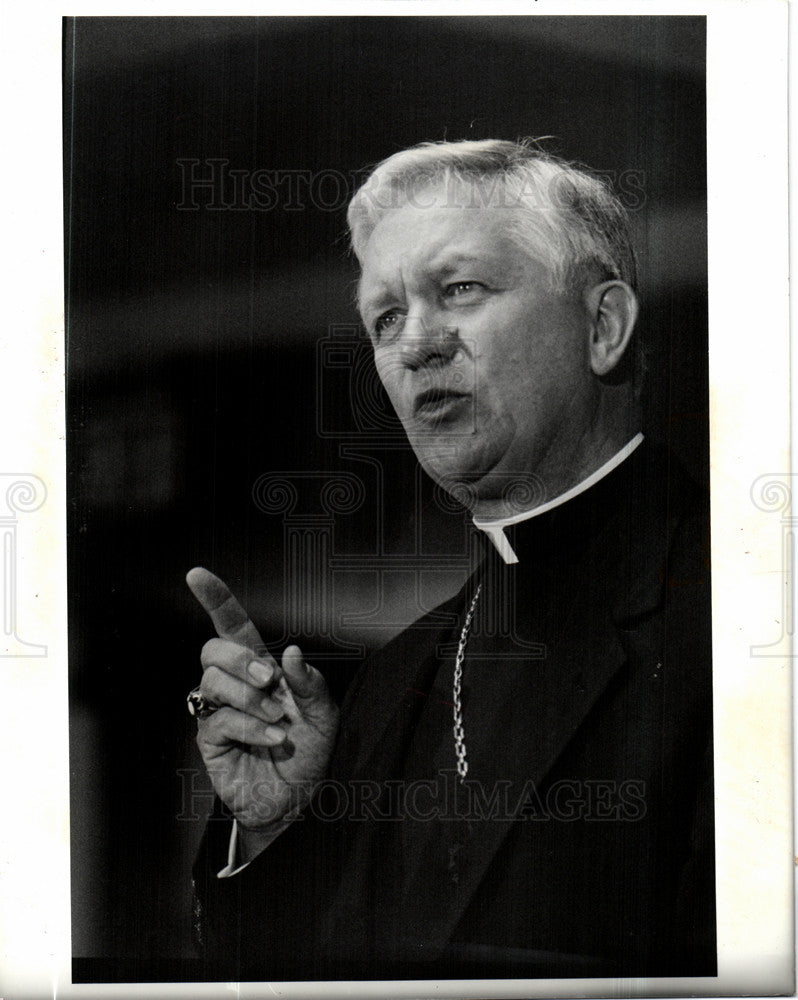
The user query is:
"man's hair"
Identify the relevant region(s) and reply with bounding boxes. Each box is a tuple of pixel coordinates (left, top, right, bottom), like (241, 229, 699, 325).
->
(346, 138, 638, 294)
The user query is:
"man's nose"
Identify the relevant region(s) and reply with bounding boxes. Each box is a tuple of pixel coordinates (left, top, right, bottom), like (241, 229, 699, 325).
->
(399, 312, 459, 371)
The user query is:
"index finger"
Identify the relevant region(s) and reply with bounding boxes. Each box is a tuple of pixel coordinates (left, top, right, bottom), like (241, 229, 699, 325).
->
(186, 566, 268, 656)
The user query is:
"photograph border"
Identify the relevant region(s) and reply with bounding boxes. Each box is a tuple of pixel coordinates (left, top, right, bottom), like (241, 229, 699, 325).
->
(0, 1, 792, 998)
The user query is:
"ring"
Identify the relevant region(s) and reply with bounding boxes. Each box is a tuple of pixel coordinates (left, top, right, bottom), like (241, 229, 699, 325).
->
(187, 687, 220, 719)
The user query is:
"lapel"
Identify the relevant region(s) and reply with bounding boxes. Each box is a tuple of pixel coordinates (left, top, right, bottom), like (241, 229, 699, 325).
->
(330, 586, 468, 782)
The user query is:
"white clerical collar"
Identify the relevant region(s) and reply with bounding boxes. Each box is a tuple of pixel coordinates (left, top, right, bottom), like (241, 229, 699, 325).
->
(472, 433, 645, 565)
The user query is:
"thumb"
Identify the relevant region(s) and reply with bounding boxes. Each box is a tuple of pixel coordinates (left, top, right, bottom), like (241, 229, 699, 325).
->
(281, 645, 329, 703)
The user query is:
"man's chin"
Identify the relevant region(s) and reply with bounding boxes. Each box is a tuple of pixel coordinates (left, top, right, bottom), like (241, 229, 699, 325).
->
(414, 452, 494, 510)
(415, 444, 547, 515)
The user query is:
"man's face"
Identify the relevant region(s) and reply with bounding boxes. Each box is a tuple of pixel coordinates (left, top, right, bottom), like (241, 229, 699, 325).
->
(357, 186, 600, 505)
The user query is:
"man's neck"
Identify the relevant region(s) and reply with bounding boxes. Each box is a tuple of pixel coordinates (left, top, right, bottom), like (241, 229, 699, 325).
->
(470, 414, 642, 521)
(472, 433, 644, 564)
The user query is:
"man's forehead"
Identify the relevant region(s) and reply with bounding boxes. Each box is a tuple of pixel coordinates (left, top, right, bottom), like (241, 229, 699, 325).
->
(371, 191, 509, 237)
(359, 200, 522, 277)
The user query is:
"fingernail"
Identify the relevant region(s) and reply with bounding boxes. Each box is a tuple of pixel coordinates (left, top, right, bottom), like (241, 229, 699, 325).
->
(248, 660, 272, 687)
(288, 646, 309, 674)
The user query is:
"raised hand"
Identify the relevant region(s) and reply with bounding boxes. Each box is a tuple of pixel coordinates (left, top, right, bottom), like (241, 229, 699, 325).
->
(186, 567, 340, 843)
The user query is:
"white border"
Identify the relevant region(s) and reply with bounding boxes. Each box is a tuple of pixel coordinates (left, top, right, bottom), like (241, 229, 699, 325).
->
(0, 2, 791, 998)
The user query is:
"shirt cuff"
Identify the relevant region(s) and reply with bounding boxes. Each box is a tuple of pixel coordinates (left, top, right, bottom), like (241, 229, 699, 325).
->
(216, 820, 251, 878)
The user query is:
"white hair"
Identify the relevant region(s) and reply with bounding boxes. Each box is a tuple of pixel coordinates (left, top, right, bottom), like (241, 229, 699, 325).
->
(347, 138, 638, 293)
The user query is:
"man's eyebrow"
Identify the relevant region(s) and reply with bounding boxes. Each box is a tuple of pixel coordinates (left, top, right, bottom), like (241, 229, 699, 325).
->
(357, 262, 411, 316)
(356, 282, 393, 320)
(442, 252, 486, 263)
(428, 251, 499, 277)
(432, 252, 484, 268)
(355, 279, 373, 311)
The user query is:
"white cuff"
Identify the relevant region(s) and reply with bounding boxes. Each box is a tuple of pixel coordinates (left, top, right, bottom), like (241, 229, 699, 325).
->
(216, 820, 251, 879)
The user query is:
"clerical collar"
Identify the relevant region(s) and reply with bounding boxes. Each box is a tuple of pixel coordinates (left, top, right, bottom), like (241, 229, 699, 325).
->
(472, 433, 645, 565)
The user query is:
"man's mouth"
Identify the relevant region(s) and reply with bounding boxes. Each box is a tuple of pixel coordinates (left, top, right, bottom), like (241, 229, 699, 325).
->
(413, 388, 470, 421)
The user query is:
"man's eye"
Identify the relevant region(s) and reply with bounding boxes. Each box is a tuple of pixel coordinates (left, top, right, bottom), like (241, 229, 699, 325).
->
(444, 281, 485, 298)
(373, 311, 403, 339)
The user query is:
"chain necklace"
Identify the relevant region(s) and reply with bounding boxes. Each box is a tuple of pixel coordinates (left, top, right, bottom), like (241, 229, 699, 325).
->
(452, 582, 482, 783)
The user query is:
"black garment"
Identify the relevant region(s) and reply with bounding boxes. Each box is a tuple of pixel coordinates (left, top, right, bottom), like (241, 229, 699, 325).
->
(192, 442, 715, 981)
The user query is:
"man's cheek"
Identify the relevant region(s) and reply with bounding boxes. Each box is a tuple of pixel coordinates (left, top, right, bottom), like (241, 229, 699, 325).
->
(383, 380, 411, 423)
(374, 359, 401, 404)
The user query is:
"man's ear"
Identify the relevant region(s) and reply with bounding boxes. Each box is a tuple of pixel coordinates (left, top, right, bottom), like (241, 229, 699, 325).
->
(583, 281, 639, 376)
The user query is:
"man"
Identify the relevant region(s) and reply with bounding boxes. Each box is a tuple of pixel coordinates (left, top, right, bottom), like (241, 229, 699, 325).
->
(187, 140, 715, 980)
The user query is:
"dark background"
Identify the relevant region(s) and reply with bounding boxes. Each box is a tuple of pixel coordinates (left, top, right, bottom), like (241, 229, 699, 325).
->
(64, 15, 707, 980)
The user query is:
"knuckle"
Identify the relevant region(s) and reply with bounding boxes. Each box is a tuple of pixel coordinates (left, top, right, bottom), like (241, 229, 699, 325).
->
(210, 706, 235, 735)
(259, 698, 283, 723)
(201, 637, 250, 674)
(200, 665, 223, 698)
(200, 637, 223, 668)
(247, 687, 269, 716)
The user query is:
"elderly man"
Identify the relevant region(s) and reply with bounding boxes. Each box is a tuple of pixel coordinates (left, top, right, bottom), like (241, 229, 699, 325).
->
(187, 140, 715, 980)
